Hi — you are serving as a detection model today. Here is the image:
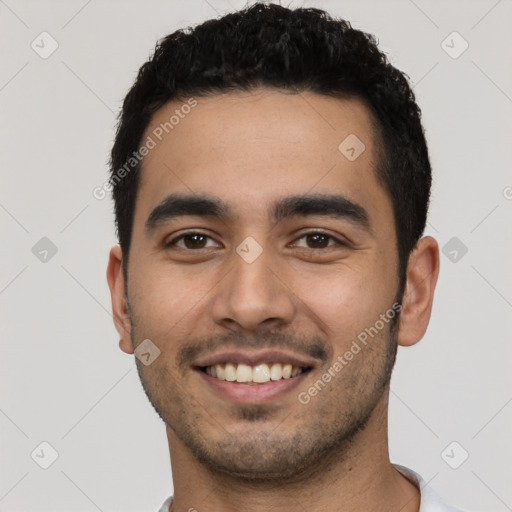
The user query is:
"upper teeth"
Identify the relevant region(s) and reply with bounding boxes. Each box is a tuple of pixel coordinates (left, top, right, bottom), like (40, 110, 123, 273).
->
(204, 363, 305, 383)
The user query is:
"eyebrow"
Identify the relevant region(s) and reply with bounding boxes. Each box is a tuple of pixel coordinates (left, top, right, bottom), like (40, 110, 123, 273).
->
(145, 193, 371, 234)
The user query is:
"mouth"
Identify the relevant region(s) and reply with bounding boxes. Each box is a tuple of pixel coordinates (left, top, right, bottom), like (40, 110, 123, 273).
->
(199, 362, 312, 384)
(192, 350, 316, 404)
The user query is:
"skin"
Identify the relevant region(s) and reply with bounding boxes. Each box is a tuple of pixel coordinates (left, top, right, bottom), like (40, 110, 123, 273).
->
(107, 88, 439, 512)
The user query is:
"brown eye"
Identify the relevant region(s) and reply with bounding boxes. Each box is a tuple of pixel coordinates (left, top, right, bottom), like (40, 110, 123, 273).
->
(305, 233, 330, 248)
(293, 232, 344, 249)
(182, 234, 208, 249)
(165, 232, 218, 250)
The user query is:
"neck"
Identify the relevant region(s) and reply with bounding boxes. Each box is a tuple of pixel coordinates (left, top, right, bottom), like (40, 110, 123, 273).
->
(165, 392, 420, 512)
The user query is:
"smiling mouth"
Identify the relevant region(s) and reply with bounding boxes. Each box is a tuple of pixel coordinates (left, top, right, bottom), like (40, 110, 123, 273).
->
(199, 362, 312, 385)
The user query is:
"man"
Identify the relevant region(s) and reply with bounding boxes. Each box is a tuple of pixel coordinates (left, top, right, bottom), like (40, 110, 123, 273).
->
(106, 3, 463, 511)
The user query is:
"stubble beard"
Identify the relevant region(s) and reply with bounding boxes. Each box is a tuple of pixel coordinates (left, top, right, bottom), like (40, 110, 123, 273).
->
(131, 317, 399, 485)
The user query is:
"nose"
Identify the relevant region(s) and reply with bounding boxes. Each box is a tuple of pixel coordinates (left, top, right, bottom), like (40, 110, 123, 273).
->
(210, 245, 296, 333)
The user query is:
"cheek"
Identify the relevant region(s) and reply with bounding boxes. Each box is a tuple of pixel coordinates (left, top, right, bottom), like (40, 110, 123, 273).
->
(293, 261, 393, 339)
(128, 265, 206, 339)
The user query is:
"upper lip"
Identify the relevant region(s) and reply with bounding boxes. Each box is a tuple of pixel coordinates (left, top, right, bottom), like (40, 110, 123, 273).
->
(193, 349, 317, 369)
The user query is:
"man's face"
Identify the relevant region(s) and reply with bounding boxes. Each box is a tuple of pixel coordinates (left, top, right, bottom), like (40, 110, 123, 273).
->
(119, 89, 402, 479)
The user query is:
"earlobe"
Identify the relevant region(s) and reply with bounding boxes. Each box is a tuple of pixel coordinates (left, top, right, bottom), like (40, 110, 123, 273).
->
(397, 236, 440, 347)
(106, 245, 134, 354)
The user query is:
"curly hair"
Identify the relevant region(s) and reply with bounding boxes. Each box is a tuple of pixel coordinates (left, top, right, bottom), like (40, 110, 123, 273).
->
(110, 2, 431, 292)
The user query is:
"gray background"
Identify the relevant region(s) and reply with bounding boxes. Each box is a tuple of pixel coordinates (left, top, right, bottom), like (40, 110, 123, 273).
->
(1, 0, 511, 511)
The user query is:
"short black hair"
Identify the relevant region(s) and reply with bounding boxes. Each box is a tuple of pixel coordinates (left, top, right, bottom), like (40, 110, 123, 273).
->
(110, 1, 431, 293)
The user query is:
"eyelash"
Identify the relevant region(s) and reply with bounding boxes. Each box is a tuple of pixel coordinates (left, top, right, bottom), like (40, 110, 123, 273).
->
(164, 231, 347, 251)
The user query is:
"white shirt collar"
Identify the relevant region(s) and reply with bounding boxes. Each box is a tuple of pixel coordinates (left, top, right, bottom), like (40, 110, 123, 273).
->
(157, 465, 464, 512)
(393, 464, 464, 512)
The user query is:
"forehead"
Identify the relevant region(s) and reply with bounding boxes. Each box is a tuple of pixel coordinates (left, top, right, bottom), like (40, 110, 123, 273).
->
(134, 89, 390, 228)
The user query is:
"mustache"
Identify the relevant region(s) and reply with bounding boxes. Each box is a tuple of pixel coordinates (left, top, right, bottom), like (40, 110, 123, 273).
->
(177, 330, 329, 369)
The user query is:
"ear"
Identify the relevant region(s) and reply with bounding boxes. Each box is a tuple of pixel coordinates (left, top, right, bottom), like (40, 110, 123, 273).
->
(397, 236, 440, 347)
(106, 245, 134, 354)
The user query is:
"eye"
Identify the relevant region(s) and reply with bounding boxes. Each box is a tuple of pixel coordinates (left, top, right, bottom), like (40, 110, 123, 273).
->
(164, 231, 346, 251)
(165, 232, 220, 250)
(292, 232, 345, 250)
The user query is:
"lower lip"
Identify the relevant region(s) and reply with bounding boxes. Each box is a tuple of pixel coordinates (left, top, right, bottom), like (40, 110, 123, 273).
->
(196, 369, 310, 404)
